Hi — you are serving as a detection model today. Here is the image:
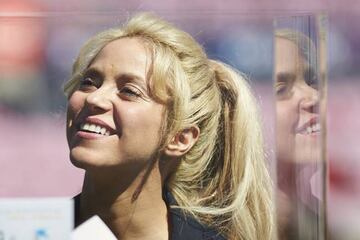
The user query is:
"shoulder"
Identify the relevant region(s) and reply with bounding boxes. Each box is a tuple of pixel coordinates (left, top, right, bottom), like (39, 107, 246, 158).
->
(164, 190, 227, 240)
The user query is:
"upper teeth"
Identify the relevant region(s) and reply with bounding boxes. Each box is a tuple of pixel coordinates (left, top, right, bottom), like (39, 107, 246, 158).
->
(80, 123, 110, 136)
(305, 123, 321, 134)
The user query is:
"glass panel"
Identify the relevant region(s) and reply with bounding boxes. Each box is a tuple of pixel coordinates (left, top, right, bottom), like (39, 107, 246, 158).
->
(274, 15, 327, 240)
(327, 13, 360, 240)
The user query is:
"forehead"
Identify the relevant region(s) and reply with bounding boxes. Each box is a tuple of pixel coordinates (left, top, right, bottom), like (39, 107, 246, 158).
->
(275, 37, 305, 73)
(89, 37, 151, 77)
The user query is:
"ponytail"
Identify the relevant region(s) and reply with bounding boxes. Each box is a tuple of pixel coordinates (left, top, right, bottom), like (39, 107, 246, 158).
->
(211, 60, 274, 239)
(170, 60, 274, 240)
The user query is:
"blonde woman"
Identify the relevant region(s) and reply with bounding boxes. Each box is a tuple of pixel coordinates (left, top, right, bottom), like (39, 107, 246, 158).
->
(275, 29, 323, 240)
(64, 13, 274, 240)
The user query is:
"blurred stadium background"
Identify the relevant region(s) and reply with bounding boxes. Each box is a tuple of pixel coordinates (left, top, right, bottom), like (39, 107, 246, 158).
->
(0, 0, 359, 239)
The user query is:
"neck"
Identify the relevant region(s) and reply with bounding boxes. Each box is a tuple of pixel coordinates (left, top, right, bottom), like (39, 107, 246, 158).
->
(79, 165, 169, 240)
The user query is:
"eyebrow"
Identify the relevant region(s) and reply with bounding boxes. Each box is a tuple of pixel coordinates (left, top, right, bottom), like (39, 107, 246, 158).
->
(276, 72, 296, 83)
(84, 68, 147, 89)
(115, 72, 147, 91)
(115, 72, 145, 84)
(83, 68, 103, 78)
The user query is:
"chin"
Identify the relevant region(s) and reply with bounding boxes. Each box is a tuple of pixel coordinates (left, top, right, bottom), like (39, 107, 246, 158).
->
(277, 152, 295, 163)
(69, 147, 102, 170)
(295, 144, 321, 163)
(295, 152, 321, 164)
(69, 153, 89, 170)
(69, 147, 127, 172)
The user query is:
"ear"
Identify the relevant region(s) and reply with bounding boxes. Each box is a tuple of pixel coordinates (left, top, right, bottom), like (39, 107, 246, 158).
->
(165, 126, 200, 157)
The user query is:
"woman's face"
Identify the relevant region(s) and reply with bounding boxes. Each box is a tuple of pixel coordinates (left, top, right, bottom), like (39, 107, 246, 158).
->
(275, 37, 321, 163)
(66, 38, 165, 170)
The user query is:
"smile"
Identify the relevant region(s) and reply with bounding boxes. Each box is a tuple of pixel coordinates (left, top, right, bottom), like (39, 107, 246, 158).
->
(299, 122, 321, 135)
(79, 123, 110, 136)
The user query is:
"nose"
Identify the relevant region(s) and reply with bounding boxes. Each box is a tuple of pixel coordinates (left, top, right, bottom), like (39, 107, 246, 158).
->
(299, 84, 319, 113)
(85, 87, 113, 113)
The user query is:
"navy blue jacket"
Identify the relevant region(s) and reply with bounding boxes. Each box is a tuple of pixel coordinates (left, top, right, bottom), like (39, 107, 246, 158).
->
(163, 190, 226, 240)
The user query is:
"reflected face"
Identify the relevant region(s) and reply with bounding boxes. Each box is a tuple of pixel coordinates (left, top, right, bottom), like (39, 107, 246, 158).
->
(66, 38, 165, 170)
(275, 37, 320, 163)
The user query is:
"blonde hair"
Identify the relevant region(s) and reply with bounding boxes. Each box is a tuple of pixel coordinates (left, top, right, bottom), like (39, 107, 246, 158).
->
(64, 13, 274, 240)
(275, 29, 317, 70)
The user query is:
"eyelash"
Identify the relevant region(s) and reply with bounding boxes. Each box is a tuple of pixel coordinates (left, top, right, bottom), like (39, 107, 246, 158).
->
(118, 86, 142, 98)
(79, 77, 96, 89)
(79, 76, 142, 99)
(276, 82, 290, 96)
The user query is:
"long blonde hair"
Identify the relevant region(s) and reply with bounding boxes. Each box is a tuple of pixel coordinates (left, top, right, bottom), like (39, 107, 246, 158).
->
(64, 13, 274, 240)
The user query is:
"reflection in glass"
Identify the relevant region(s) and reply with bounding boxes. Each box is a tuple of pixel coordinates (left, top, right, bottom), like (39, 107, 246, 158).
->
(274, 15, 327, 240)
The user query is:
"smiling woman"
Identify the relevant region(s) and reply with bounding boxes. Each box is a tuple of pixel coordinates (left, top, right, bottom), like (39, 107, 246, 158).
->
(275, 30, 320, 164)
(274, 28, 325, 240)
(67, 38, 165, 171)
(64, 13, 274, 240)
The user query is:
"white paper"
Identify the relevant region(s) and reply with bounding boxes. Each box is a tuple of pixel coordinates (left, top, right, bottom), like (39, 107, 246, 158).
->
(71, 215, 117, 240)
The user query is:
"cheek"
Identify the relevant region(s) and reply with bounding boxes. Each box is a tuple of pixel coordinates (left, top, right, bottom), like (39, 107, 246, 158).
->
(277, 100, 298, 134)
(119, 104, 164, 141)
(66, 93, 85, 140)
(68, 92, 85, 119)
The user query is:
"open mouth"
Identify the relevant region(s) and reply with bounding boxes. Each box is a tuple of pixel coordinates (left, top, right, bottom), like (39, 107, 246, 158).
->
(299, 122, 321, 135)
(78, 123, 111, 136)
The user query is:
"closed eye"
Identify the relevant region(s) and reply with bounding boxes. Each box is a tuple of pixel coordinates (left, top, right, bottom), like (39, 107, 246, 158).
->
(80, 77, 95, 86)
(78, 77, 98, 92)
(275, 82, 289, 96)
(79, 68, 102, 90)
(275, 72, 295, 99)
(118, 86, 142, 98)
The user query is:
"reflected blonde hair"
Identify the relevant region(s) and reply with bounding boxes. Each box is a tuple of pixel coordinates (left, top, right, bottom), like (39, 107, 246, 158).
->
(275, 29, 317, 69)
(64, 13, 274, 240)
